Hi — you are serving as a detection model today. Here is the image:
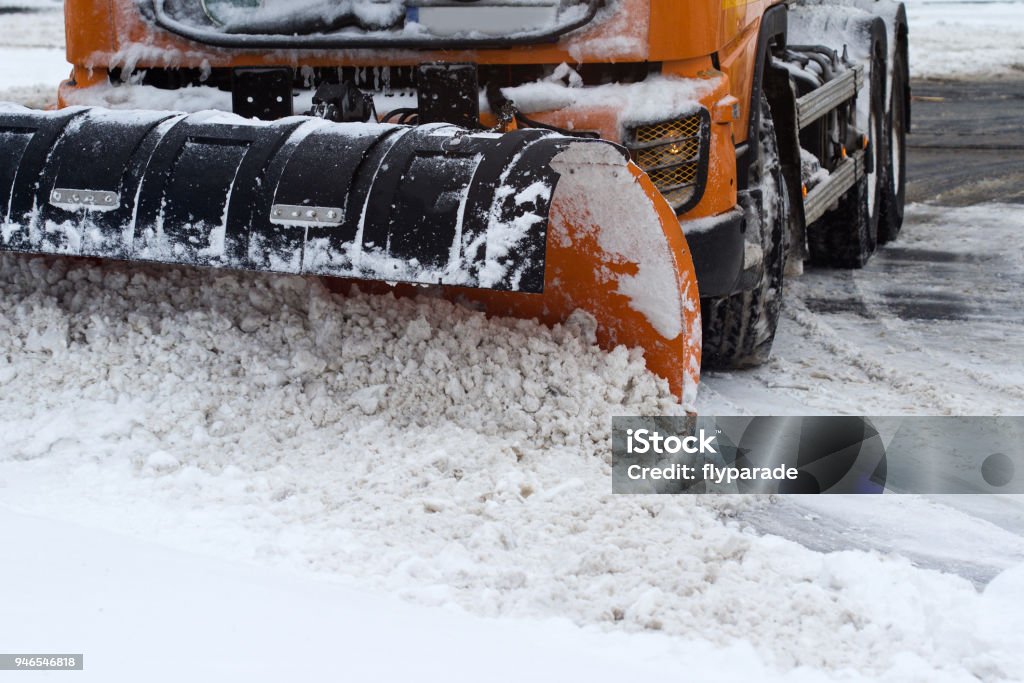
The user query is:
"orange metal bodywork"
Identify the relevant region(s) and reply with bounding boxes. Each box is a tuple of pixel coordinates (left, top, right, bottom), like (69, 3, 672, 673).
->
(54, 0, 784, 403)
(62, 0, 779, 149)
(58, 0, 782, 228)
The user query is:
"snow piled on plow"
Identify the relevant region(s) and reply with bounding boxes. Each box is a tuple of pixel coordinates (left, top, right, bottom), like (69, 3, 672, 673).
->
(0, 255, 678, 447)
(1, 252, 1023, 681)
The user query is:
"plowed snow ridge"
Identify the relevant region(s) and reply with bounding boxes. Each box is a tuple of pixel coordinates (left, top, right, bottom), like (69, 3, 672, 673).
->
(1, 253, 1022, 681)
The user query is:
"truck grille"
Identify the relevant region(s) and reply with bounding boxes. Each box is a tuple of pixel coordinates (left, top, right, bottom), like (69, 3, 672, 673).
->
(625, 111, 710, 215)
(634, 116, 703, 144)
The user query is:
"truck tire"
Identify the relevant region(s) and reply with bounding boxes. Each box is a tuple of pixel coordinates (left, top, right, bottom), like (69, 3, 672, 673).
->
(701, 96, 788, 369)
(879, 42, 908, 244)
(807, 43, 886, 268)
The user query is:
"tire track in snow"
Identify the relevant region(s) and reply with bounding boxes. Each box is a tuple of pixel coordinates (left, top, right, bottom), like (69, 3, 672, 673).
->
(699, 203, 1024, 416)
(782, 298, 965, 414)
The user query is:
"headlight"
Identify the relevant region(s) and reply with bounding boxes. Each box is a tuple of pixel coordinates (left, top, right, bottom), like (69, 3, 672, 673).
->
(625, 111, 710, 215)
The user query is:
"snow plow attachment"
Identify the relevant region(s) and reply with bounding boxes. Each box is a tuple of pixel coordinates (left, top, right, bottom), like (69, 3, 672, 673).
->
(0, 105, 700, 403)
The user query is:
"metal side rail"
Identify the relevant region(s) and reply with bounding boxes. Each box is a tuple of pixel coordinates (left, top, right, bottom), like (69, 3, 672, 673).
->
(796, 65, 864, 131)
(803, 149, 864, 225)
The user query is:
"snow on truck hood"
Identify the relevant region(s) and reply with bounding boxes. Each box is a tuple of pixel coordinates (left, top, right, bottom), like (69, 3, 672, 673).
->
(501, 72, 719, 137)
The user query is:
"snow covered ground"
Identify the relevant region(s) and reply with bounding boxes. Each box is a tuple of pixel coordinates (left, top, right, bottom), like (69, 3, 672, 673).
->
(699, 203, 1024, 415)
(2, 206, 1023, 681)
(907, 0, 1024, 79)
(0, 3, 69, 109)
(3, 505, 1023, 682)
(4, 510, 786, 683)
(1, 2, 1023, 681)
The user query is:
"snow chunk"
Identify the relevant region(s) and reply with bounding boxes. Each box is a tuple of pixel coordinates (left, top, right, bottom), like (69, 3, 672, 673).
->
(144, 450, 181, 474)
(502, 74, 717, 139)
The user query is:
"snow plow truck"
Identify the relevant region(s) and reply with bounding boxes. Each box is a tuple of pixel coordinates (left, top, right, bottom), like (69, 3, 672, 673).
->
(0, 0, 909, 407)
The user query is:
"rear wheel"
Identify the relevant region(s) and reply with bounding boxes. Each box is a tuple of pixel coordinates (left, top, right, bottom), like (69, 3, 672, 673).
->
(879, 43, 908, 244)
(701, 95, 788, 369)
(807, 38, 887, 268)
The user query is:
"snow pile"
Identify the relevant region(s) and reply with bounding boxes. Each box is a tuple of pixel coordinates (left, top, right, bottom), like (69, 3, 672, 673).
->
(1, 252, 1023, 680)
(63, 81, 235, 113)
(0, 254, 677, 453)
(5, 508, 1023, 683)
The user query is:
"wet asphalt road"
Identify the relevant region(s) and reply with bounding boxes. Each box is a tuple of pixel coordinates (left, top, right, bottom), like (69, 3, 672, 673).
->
(906, 77, 1024, 205)
(795, 77, 1024, 327)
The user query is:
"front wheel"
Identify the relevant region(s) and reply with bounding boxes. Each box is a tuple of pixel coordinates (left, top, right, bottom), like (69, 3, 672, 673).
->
(701, 95, 788, 369)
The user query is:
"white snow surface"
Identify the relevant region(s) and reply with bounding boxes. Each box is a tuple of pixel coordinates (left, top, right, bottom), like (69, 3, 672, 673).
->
(501, 74, 715, 128)
(698, 203, 1024, 416)
(2, 509, 801, 683)
(907, 0, 1024, 79)
(0, 8, 68, 107)
(0, 46, 70, 88)
(4, 506, 1023, 683)
(0, 5, 65, 48)
(0, 0, 61, 7)
(63, 80, 236, 113)
(14, 505, 1018, 683)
